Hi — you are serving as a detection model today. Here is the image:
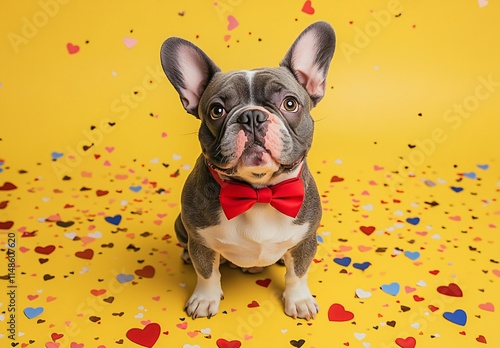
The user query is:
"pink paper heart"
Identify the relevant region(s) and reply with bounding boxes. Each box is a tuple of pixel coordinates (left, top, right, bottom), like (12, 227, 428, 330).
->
(45, 341, 60, 348)
(79, 236, 95, 246)
(227, 15, 239, 30)
(176, 322, 188, 330)
(66, 43, 79, 54)
(123, 37, 137, 48)
(479, 302, 495, 312)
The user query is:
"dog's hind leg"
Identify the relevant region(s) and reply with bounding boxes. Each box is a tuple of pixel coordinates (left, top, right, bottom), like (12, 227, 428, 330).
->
(175, 214, 191, 264)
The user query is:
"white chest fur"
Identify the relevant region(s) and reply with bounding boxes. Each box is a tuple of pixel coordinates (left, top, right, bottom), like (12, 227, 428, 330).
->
(199, 204, 310, 268)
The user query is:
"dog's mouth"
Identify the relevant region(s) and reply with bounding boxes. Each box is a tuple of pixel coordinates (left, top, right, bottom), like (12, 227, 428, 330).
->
(207, 149, 304, 179)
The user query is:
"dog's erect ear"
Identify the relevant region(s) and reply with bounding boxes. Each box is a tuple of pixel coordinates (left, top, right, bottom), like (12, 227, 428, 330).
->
(280, 22, 336, 106)
(160, 38, 220, 117)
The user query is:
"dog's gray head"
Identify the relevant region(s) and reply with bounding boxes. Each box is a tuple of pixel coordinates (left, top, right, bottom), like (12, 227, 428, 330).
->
(161, 22, 335, 186)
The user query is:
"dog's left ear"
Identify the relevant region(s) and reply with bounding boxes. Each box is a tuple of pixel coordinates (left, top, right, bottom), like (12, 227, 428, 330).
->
(280, 21, 336, 106)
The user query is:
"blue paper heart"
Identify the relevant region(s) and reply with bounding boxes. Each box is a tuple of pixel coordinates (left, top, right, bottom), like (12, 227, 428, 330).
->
(105, 215, 122, 225)
(450, 186, 464, 193)
(51, 151, 64, 160)
(317, 235, 324, 243)
(404, 251, 420, 261)
(116, 273, 135, 283)
(129, 185, 142, 192)
(353, 262, 371, 271)
(406, 217, 420, 225)
(333, 257, 351, 267)
(381, 282, 400, 296)
(24, 307, 44, 319)
(443, 309, 467, 326)
(463, 172, 477, 179)
(477, 164, 489, 170)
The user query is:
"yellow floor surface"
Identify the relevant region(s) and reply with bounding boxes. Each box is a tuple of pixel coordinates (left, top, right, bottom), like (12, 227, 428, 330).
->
(1, 0, 500, 347)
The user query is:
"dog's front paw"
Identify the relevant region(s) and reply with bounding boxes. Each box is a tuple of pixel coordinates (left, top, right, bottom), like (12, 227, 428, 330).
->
(283, 290, 319, 321)
(185, 289, 224, 319)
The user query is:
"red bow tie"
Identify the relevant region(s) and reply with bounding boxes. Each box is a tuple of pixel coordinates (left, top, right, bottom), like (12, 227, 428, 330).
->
(209, 166, 305, 220)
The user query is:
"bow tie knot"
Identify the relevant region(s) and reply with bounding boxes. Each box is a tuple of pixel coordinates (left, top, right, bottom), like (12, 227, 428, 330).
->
(209, 165, 305, 220)
(255, 187, 272, 204)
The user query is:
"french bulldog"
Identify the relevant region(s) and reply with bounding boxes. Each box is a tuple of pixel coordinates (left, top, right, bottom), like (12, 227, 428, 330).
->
(160, 21, 335, 320)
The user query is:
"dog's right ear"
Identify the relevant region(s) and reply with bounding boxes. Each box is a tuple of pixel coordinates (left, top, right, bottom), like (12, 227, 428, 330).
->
(160, 38, 220, 117)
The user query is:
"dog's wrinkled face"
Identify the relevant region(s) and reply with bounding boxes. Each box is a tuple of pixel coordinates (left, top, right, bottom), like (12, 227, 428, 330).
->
(198, 68, 313, 184)
(161, 22, 335, 186)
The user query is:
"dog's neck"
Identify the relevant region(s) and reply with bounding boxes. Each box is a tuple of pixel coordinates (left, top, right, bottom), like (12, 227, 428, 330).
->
(207, 159, 304, 189)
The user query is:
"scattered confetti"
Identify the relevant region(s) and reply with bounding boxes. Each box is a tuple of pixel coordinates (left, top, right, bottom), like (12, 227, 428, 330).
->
(2, 4, 498, 348)
(66, 43, 79, 54)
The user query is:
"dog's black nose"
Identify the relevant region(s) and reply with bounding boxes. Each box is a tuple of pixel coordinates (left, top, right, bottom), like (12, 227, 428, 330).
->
(237, 110, 268, 130)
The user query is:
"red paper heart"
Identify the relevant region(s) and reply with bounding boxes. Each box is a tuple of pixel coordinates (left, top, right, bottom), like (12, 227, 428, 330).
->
(428, 305, 439, 312)
(301, 0, 315, 14)
(247, 300, 260, 308)
(429, 270, 440, 275)
(0, 182, 17, 191)
(51, 332, 64, 341)
(216, 338, 242, 348)
(75, 249, 94, 260)
(90, 289, 106, 296)
(327, 303, 354, 322)
(135, 265, 155, 278)
(35, 245, 56, 255)
(0, 221, 14, 229)
(395, 336, 416, 348)
(476, 335, 487, 343)
(256, 278, 271, 288)
(413, 295, 425, 302)
(66, 43, 80, 54)
(437, 283, 463, 297)
(330, 175, 344, 183)
(126, 323, 161, 348)
(360, 226, 376, 236)
(96, 190, 109, 197)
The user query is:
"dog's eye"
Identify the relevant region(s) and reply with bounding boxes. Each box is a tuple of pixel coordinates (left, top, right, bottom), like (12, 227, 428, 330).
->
(209, 104, 226, 119)
(282, 97, 299, 112)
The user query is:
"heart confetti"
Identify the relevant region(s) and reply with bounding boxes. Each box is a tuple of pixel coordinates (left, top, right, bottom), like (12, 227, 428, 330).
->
(395, 336, 416, 348)
(126, 323, 161, 347)
(216, 338, 242, 348)
(437, 283, 463, 297)
(443, 309, 467, 326)
(328, 303, 354, 322)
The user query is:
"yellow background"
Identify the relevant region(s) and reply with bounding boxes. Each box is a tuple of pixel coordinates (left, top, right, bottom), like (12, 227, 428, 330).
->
(1, 0, 499, 347)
